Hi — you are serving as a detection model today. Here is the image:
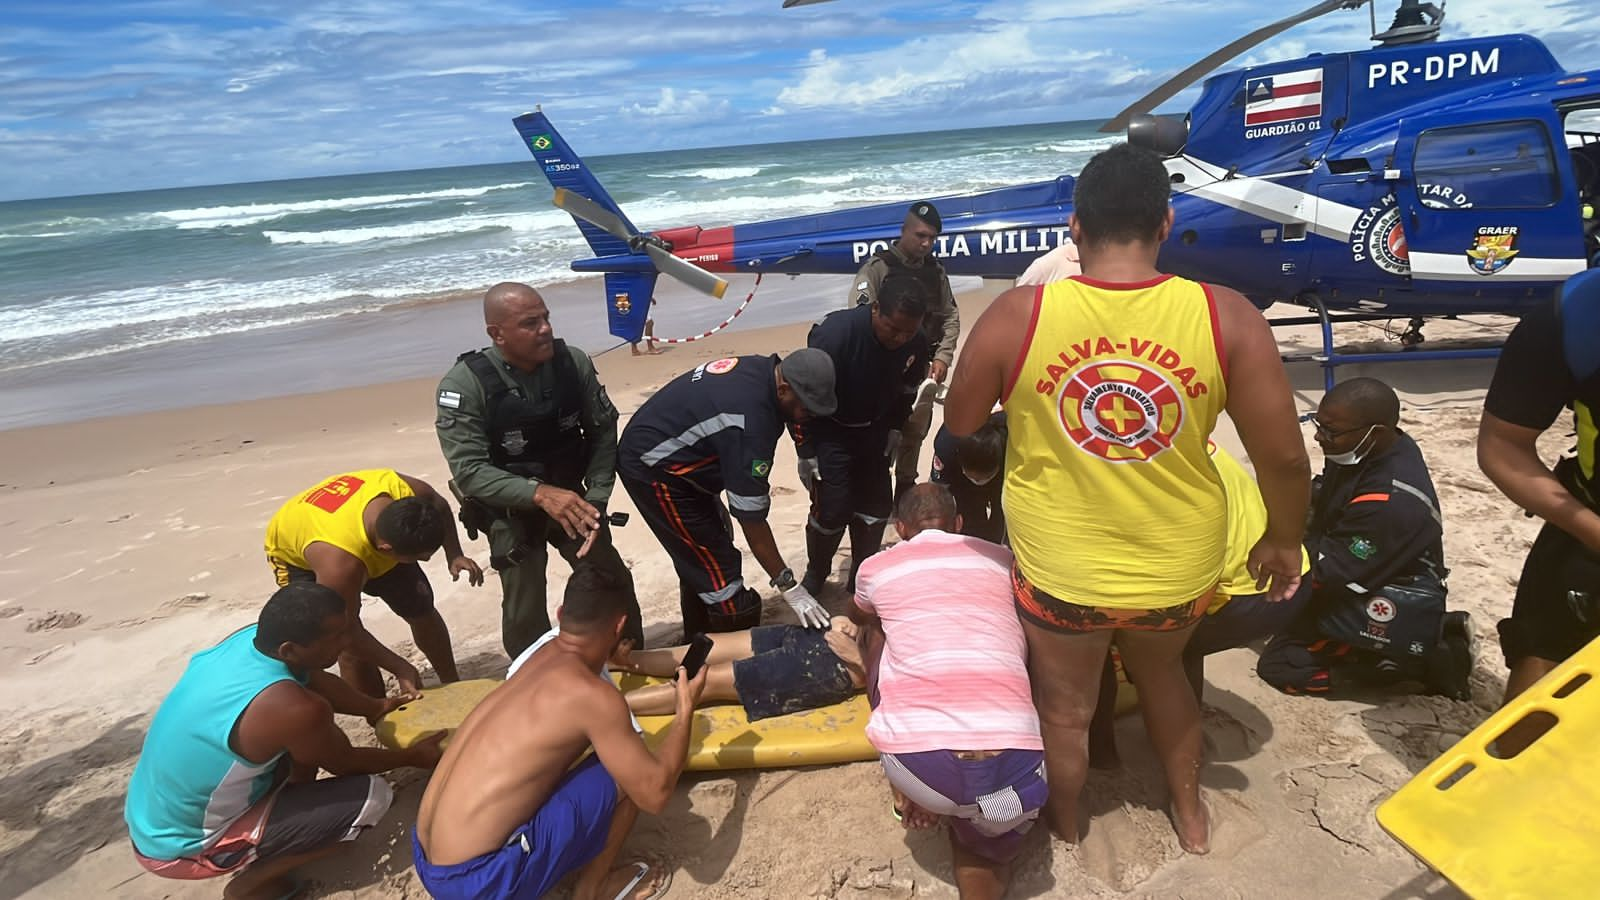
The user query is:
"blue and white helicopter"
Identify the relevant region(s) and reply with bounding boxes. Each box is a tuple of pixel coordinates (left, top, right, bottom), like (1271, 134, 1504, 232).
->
(517, 0, 1599, 386)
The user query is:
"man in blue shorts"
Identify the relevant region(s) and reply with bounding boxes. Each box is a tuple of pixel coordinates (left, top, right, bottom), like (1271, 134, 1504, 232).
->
(413, 563, 705, 900)
(616, 617, 866, 720)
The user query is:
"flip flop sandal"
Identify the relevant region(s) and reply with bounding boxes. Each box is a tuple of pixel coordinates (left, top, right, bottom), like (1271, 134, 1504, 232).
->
(612, 860, 672, 900)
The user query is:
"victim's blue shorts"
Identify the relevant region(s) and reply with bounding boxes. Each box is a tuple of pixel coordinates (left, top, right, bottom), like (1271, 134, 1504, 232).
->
(412, 756, 619, 899)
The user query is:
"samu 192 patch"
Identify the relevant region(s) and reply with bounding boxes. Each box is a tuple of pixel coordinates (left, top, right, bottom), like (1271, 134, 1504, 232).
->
(752, 459, 772, 478)
(1349, 537, 1376, 560)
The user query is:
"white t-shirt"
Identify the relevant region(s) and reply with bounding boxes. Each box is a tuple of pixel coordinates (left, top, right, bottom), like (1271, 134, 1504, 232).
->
(509, 627, 642, 733)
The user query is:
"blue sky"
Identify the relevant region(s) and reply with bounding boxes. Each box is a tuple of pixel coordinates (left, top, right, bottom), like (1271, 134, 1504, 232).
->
(1, 0, 1595, 200)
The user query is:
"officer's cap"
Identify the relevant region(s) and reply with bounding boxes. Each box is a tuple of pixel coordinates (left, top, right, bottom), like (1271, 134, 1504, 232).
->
(908, 201, 942, 233)
(779, 348, 838, 417)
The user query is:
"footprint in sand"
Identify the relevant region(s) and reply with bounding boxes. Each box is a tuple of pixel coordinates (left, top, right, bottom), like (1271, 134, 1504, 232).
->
(26, 610, 86, 632)
(0, 606, 22, 620)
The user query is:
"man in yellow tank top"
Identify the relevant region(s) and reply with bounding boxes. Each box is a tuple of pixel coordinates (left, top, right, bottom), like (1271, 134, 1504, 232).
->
(265, 469, 483, 698)
(945, 144, 1309, 854)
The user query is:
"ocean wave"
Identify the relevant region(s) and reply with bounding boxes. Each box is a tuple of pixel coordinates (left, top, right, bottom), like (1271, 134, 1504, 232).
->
(780, 174, 855, 186)
(1036, 137, 1119, 154)
(262, 210, 566, 246)
(647, 166, 765, 181)
(149, 181, 540, 230)
(0, 245, 584, 352)
(0, 230, 76, 240)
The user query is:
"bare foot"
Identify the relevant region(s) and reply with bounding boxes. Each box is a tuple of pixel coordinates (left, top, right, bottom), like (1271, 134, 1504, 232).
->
(1168, 797, 1211, 855)
(892, 789, 940, 830)
(631, 347, 643, 357)
(594, 861, 670, 900)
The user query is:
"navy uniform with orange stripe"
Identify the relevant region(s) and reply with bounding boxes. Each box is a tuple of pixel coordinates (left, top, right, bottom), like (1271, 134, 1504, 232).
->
(797, 291, 929, 594)
(620, 353, 825, 634)
(1258, 431, 1447, 693)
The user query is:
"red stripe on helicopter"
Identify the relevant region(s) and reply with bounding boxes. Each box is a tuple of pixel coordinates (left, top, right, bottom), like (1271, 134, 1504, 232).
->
(658, 225, 736, 273)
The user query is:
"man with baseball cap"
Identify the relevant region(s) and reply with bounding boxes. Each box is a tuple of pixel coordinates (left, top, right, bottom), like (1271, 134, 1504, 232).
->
(850, 201, 962, 498)
(619, 349, 838, 635)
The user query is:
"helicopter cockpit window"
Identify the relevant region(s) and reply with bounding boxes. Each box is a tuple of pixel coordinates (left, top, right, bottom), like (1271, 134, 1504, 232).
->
(1413, 121, 1560, 210)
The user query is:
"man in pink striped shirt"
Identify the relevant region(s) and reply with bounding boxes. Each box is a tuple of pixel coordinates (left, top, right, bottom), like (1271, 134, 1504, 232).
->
(852, 484, 1044, 900)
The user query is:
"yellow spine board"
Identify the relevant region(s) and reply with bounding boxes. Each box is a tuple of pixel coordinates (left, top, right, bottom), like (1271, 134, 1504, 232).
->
(1376, 636, 1600, 898)
(375, 672, 1139, 771)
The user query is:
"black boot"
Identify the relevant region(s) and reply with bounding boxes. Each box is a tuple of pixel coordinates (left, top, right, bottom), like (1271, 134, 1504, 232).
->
(846, 518, 887, 594)
(804, 523, 844, 594)
(1425, 611, 1476, 701)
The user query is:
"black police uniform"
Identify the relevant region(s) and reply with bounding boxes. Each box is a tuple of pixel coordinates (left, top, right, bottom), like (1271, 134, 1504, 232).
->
(797, 305, 928, 591)
(618, 355, 788, 634)
(929, 411, 1007, 544)
(436, 341, 642, 658)
(1487, 269, 1600, 665)
(1257, 431, 1459, 694)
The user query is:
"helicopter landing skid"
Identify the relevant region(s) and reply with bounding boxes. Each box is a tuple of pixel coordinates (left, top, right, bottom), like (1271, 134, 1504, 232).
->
(1270, 296, 1503, 393)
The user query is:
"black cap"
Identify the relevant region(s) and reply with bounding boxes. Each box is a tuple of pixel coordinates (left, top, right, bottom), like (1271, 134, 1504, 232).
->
(779, 348, 837, 417)
(909, 201, 942, 233)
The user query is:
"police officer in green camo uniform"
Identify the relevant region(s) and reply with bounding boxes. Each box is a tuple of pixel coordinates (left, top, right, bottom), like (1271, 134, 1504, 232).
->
(435, 282, 644, 659)
(849, 202, 962, 498)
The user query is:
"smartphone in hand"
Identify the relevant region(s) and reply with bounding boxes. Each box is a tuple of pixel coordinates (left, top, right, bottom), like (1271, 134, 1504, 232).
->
(679, 633, 715, 679)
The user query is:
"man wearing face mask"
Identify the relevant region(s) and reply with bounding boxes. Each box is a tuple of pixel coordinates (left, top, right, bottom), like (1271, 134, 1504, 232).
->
(1257, 377, 1472, 698)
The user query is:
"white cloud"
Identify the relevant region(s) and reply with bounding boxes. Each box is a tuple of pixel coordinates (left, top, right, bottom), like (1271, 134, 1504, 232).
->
(622, 87, 729, 120)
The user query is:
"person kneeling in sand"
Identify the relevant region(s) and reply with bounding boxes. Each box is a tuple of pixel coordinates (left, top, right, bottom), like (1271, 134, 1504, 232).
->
(616, 617, 865, 719)
(854, 484, 1043, 900)
(413, 563, 705, 900)
(124, 583, 445, 900)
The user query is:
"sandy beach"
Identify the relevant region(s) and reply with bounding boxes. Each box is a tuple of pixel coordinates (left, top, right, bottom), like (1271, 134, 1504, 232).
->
(0, 283, 1547, 899)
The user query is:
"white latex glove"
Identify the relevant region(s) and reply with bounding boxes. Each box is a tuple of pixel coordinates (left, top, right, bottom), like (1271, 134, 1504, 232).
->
(798, 456, 820, 492)
(782, 584, 830, 629)
(884, 429, 902, 459)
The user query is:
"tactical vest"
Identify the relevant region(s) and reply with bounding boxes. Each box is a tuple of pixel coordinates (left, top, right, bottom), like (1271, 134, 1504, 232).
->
(1557, 269, 1600, 508)
(459, 342, 589, 490)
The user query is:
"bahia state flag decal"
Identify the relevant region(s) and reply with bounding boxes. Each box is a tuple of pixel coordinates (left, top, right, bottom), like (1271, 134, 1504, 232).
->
(1243, 68, 1324, 127)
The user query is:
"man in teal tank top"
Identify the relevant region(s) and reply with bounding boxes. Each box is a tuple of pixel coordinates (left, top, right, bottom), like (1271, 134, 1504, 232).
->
(125, 583, 445, 899)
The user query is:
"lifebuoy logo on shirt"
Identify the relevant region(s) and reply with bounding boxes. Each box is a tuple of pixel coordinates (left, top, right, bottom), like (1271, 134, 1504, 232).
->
(1057, 361, 1184, 464)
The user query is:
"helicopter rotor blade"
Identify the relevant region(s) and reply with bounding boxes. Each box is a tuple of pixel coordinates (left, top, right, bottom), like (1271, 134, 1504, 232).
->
(552, 187, 633, 242)
(781, 0, 838, 6)
(644, 244, 730, 300)
(554, 187, 730, 300)
(1099, 0, 1365, 134)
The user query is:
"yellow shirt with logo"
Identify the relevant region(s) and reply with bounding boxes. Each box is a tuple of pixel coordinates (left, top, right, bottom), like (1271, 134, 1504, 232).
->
(1002, 275, 1228, 609)
(264, 469, 414, 581)
(1208, 442, 1311, 611)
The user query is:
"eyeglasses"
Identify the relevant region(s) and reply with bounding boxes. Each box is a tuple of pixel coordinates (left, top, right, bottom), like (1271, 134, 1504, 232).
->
(1308, 416, 1375, 440)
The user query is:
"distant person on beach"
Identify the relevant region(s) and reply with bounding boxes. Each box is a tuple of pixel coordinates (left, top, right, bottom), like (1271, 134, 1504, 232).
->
(413, 564, 701, 900)
(1014, 240, 1082, 286)
(798, 275, 930, 594)
(125, 583, 444, 900)
(617, 348, 838, 636)
(943, 143, 1309, 854)
(436, 281, 643, 659)
(632, 297, 662, 356)
(854, 485, 1042, 900)
(616, 616, 865, 719)
(1479, 268, 1600, 753)
(929, 411, 1008, 544)
(1257, 379, 1470, 700)
(851, 201, 961, 498)
(264, 468, 482, 698)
